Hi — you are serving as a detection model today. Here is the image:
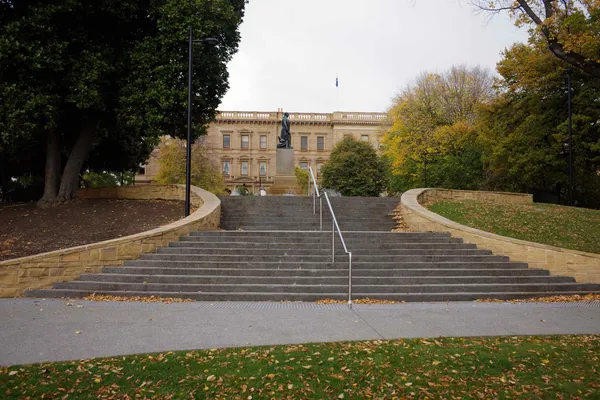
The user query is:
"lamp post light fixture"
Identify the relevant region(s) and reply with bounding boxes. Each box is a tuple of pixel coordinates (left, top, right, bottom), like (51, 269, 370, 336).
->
(185, 27, 218, 217)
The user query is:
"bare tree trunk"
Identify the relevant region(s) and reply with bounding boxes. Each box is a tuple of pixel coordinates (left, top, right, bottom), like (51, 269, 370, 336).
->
(54, 123, 95, 204)
(37, 130, 62, 207)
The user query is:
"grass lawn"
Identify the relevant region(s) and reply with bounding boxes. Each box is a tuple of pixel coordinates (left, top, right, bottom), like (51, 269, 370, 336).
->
(1, 336, 599, 399)
(427, 200, 600, 254)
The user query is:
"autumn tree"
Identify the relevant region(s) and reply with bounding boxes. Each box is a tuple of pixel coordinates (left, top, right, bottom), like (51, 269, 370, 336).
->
(0, 0, 245, 205)
(472, 0, 600, 77)
(294, 167, 309, 195)
(154, 138, 226, 195)
(382, 65, 493, 191)
(479, 38, 600, 207)
(321, 137, 388, 197)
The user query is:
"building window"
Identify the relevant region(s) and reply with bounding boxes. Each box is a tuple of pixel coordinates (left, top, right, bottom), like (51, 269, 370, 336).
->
(361, 134, 369, 142)
(300, 162, 308, 170)
(260, 135, 267, 149)
(137, 166, 146, 175)
(223, 134, 230, 149)
(317, 162, 323, 175)
(317, 136, 324, 151)
(301, 136, 308, 151)
(241, 161, 249, 175)
(241, 135, 249, 149)
(259, 161, 267, 176)
(222, 161, 230, 175)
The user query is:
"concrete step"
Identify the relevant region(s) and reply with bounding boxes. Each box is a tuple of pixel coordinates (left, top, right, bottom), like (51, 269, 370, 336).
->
(179, 236, 464, 244)
(77, 274, 575, 285)
(104, 266, 550, 277)
(124, 260, 526, 269)
(46, 281, 600, 294)
(221, 225, 396, 232)
(168, 242, 478, 250)
(138, 254, 509, 262)
(222, 224, 326, 231)
(25, 289, 600, 302)
(188, 231, 451, 238)
(220, 216, 394, 222)
(156, 247, 493, 256)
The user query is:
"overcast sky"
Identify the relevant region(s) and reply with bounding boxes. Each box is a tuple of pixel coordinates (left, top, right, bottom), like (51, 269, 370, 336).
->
(219, 0, 528, 113)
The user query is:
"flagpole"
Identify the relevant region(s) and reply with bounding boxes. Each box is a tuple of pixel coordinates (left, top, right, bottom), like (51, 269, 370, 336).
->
(336, 73, 339, 111)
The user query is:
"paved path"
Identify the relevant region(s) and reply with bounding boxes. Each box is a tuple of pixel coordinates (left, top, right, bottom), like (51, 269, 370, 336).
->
(1, 299, 599, 366)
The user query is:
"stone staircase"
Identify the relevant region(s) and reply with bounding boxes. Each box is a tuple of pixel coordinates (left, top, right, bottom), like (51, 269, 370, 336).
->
(220, 196, 399, 231)
(26, 197, 600, 301)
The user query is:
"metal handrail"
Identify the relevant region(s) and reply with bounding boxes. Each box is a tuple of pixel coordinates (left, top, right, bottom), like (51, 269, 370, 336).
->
(308, 167, 322, 230)
(308, 167, 352, 309)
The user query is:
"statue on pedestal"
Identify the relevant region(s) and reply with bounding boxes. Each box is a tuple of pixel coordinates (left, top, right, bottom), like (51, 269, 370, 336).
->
(277, 112, 292, 148)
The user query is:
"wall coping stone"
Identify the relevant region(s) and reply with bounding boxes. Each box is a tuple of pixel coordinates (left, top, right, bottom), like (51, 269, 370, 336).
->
(401, 188, 600, 259)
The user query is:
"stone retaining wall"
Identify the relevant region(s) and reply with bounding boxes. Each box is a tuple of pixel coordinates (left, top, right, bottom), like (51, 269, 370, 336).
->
(401, 188, 600, 283)
(418, 188, 533, 205)
(0, 185, 220, 297)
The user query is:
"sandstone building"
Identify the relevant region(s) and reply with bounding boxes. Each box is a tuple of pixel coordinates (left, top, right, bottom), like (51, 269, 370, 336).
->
(136, 110, 388, 193)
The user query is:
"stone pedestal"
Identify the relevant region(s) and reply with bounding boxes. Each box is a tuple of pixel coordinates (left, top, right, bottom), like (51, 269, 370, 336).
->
(270, 148, 303, 195)
(276, 148, 295, 175)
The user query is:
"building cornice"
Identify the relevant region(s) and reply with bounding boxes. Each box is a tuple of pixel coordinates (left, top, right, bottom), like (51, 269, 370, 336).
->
(215, 111, 389, 126)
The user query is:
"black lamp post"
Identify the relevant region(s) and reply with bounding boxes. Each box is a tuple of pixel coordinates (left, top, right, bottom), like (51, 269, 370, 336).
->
(185, 27, 218, 217)
(567, 69, 574, 207)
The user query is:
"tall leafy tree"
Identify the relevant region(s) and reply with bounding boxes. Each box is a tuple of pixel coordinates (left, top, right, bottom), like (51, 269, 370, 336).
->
(479, 37, 600, 207)
(0, 0, 246, 205)
(382, 65, 492, 190)
(321, 137, 388, 197)
(154, 138, 226, 195)
(473, 0, 600, 78)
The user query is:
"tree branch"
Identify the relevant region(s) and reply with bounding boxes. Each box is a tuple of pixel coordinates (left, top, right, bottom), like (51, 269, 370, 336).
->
(516, 0, 544, 24)
(542, 0, 554, 18)
(546, 38, 600, 77)
(516, 0, 600, 78)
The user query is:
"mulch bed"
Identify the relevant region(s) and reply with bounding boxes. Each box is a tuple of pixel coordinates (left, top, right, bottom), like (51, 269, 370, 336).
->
(0, 199, 185, 261)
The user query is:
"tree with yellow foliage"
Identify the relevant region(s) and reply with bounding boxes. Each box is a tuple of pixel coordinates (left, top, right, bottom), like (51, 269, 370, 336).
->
(382, 65, 492, 191)
(155, 138, 226, 195)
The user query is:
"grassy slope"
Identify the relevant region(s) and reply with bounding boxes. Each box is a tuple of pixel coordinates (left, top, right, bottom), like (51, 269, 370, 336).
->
(427, 200, 600, 254)
(1, 336, 599, 399)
